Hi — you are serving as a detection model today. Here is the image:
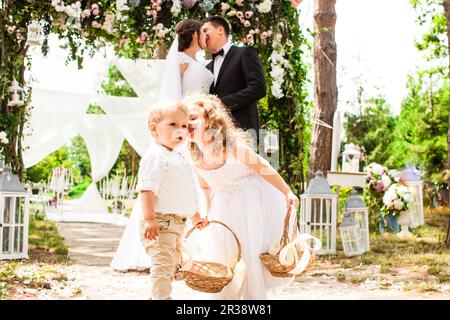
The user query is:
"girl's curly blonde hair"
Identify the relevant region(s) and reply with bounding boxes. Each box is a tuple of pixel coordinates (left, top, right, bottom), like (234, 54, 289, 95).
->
(183, 93, 254, 165)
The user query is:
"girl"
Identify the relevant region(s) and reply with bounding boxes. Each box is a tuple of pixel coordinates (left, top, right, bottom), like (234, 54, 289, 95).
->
(184, 93, 299, 300)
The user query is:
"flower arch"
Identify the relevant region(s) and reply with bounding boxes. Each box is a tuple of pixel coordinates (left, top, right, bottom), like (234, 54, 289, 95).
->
(0, 0, 309, 193)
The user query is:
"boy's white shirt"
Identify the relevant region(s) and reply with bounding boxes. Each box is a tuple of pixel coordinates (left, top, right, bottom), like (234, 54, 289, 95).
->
(136, 142, 199, 218)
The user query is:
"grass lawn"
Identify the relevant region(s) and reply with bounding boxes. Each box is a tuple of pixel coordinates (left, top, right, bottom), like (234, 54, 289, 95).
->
(0, 212, 69, 299)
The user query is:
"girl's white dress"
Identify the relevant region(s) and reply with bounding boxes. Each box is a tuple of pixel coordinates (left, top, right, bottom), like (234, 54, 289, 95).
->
(192, 152, 290, 300)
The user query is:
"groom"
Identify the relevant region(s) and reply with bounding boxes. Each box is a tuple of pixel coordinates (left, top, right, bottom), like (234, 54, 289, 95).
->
(202, 16, 266, 144)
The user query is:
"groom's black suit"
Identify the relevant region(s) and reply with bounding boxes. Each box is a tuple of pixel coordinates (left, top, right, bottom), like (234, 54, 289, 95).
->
(206, 45, 266, 141)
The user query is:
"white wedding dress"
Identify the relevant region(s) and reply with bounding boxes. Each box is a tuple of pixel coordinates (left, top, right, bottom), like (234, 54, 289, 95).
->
(190, 151, 290, 300)
(110, 39, 214, 272)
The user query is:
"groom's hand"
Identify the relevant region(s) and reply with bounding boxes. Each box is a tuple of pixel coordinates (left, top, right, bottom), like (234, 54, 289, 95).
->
(144, 219, 160, 240)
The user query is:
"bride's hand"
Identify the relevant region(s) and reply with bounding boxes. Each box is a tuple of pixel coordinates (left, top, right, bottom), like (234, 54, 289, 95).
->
(286, 191, 299, 211)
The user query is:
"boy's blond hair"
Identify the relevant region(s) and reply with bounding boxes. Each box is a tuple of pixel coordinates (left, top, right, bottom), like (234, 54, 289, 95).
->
(148, 99, 189, 127)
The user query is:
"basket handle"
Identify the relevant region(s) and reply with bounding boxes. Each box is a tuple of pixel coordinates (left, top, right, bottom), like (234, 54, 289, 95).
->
(184, 220, 242, 272)
(279, 202, 299, 249)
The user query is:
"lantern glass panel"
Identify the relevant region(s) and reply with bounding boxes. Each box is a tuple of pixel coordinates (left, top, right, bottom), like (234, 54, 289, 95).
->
(3, 196, 13, 224)
(14, 226, 23, 253)
(2, 226, 11, 253)
(15, 197, 23, 224)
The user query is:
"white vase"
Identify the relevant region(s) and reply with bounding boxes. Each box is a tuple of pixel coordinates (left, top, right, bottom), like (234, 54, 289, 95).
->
(397, 212, 412, 237)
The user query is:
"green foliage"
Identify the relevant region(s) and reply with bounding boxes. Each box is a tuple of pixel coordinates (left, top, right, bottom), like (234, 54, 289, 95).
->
(100, 65, 137, 97)
(67, 135, 91, 183)
(385, 71, 448, 185)
(68, 179, 91, 199)
(26, 147, 71, 183)
(410, 0, 448, 62)
(343, 95, 397, 167)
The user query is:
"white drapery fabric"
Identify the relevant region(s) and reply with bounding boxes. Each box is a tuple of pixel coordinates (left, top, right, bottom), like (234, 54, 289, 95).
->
(113, 58, 165, 99)
(23, 88, 92, 168)
(76, 115, 125, 182)
(96, 95, 157, 157)
(72, 115, 125, 213)
(28, 34, 109, 95)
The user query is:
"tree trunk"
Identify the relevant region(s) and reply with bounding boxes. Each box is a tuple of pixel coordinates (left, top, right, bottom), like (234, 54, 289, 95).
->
(309, 0, 337, 180)
(443, 0, 450, 247)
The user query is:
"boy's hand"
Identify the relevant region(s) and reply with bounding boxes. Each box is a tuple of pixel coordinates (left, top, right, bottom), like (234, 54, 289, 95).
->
(144, 219, 160, 240)
(191, 212, 209, 229)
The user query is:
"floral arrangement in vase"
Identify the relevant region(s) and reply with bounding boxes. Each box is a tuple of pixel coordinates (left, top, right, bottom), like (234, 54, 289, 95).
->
(364, 162, 413, 233)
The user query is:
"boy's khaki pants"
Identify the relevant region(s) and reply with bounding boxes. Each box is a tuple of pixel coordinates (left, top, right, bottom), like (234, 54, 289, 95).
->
(140, 213, 186, 300)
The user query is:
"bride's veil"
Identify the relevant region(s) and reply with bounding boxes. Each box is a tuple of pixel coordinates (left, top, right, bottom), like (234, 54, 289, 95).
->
(158, 35, 182, 101)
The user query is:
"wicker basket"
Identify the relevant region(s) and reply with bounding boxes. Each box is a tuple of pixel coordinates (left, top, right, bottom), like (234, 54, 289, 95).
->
(260, 205, 315, 277)
(181, 220, 242, 293)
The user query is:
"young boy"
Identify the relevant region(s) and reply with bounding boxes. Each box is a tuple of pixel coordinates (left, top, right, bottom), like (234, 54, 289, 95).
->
(137, 100, 202, 300)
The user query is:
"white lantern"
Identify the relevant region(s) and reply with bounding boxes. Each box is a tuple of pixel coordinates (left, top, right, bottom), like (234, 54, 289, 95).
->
(343, 189, 370, 252)
(8, 79, 24, 107)
(341, 144, 361, 173)
(263, 132, 279, 156)
(401, 168, 424, 227)
(300, 171, 338, 255)
(26, 20, 42, 46)
(339, 212, 365, 257)
(0, 166, 30, 260)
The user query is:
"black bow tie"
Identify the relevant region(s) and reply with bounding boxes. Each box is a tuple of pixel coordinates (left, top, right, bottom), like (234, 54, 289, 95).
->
(212, 49, 225, 60)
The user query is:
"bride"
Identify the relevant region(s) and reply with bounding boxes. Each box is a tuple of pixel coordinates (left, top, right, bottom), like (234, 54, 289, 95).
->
(110, 19, 214, 272)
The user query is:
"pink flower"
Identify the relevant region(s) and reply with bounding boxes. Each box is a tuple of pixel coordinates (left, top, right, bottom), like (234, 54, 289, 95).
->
(260, 31, 268, 40)
(119, 36, 128, 46)
(183, 0, 198, 9)
(91, 21, 102, 28)
(92, 7, 100, 16)
(81, 9, 91, 18)
(138, 31, 148, 44)
(236, 11, 244, 19)
(83, 31, 89, 37)
(7, 26, 16, 34)
(91, 3, 99, 10)
(244, 11, 254, 19)
(244, 20, 251, 27)
(249, 29, 255, 36)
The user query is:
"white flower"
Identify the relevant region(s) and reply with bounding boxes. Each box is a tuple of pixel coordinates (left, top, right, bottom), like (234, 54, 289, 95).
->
(381, 174, 391, 189)
(393, 199, 404, 211)
(157, 29, 167, 37)
(221, 3, 230, 11)
(0, 131, 8, 144)
(256, 0, 272, 13)
(65, 7, 76, 17)
(372, 163, 384, 176)
(269, 46, 288, 99)
(171, 0, 182, 16)
(55, 5, 65, 12)
(383, 185, 398, 206)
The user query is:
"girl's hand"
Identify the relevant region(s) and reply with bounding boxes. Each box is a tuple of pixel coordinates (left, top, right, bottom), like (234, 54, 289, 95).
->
(286, 191, 299, 211)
